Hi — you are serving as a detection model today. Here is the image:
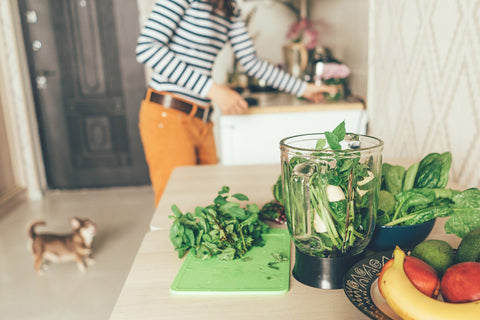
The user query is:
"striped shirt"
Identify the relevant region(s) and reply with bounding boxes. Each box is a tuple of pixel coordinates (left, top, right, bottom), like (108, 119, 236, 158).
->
(136, 0, 307, 106)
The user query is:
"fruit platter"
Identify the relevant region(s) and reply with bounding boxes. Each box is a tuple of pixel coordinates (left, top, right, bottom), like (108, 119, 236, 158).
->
(344, 230, 480, 320)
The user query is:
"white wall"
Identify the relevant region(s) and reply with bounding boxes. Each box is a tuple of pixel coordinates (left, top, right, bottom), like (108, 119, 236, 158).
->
(310, 0, 369, 100)
(368, 0, 480, 188)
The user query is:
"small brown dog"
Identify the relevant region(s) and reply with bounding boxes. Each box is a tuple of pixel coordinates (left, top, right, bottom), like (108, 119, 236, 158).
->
(28, 217, 97, 275)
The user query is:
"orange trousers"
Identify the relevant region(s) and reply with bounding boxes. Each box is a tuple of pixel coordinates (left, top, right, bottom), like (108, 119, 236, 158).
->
(139, 89, 218, 206)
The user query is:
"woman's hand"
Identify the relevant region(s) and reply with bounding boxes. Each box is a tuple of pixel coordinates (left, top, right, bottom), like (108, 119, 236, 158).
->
(302, 83, 338, 103)
(207, 83, 248, 115)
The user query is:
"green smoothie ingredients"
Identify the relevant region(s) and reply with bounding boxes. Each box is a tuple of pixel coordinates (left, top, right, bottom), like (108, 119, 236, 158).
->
(281, 121, 382, 257)
(169, 186, 268, 260)
(377, 153, 480, 238)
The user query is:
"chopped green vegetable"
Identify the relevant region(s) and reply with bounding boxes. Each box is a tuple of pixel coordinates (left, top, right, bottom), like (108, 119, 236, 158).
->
(259, 200, 285, 224)
(267, 252, 289, 269)
(169, 186, 268, 260)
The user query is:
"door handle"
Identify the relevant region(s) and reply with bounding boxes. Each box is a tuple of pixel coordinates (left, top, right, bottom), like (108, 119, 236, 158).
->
(36, 70, 56, 90)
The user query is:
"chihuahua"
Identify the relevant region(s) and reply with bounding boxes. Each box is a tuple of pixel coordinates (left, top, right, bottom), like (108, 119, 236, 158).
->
(28, 217, 97, 275)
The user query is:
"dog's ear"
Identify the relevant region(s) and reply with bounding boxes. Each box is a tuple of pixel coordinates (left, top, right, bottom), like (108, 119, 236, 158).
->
(71, 217, 81, 229)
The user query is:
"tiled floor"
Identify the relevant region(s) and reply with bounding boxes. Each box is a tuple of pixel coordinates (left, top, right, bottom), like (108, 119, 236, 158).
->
(0, 186, 155, 320)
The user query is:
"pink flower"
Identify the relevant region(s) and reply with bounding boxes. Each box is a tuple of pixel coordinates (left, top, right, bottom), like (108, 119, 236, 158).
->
(286, 21, 301, 40)
(286, 18, 318, 49)
(302, 29, 317, 49)
(322, 63, 351, 80)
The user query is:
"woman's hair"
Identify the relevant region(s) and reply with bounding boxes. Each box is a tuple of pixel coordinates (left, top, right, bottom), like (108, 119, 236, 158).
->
(211, 0, 236, 19)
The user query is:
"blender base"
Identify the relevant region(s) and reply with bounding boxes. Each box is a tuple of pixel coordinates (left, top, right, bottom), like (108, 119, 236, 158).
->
(292, 248, 364, 289)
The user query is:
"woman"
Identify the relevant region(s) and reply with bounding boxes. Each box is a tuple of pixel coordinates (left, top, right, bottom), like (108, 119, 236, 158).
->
(136, 0, 335, 206)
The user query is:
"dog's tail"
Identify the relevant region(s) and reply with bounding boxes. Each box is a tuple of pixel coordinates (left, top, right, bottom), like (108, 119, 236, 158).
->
(28, 221, 46, 239)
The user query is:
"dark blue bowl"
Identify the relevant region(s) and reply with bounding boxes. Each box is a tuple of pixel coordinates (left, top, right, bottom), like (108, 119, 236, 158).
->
(368, 218, 436, 251)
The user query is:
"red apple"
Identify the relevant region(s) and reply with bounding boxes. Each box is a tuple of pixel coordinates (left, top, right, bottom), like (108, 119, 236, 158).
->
(379, 255, 440, 298)
(441, 262, 480, 303)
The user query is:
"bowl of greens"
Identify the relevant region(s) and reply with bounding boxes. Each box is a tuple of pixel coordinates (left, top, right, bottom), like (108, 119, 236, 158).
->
(369, 152, 454, 251)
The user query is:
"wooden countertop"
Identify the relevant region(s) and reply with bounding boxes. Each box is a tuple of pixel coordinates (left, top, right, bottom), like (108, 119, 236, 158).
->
(110, 161, 464, 320)
(228, 92, 365, 115)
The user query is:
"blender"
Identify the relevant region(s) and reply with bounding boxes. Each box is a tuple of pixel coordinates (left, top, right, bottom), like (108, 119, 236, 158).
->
(280, 132, 384, 289)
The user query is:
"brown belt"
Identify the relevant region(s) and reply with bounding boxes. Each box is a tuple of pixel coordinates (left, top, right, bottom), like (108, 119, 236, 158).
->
(149, 91, 213, 122)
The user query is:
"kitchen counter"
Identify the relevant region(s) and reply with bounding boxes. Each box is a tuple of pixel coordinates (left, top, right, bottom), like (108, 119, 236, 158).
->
(218, 93, 368, 165)
(241, 92, 365, 114)
(110, 162, 463, 320)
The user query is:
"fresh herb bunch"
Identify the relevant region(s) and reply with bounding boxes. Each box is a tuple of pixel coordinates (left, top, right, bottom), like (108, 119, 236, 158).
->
(169, 186, 269, 260)
(377, 152, 480, 238)
(283, 121, 380, 257)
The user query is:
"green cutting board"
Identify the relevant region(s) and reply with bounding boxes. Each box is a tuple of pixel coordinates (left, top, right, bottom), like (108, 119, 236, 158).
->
(170, 228, 291, 295)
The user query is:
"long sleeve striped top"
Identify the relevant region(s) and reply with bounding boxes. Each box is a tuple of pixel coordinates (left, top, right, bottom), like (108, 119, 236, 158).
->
(136, 0, 307, 106)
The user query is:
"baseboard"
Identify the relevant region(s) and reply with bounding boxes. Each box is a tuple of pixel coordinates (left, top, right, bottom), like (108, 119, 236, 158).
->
(0, 186, 27, 217)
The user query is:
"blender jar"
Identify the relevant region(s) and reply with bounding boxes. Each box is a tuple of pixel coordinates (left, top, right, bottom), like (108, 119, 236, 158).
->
(280, 132, 383, 288)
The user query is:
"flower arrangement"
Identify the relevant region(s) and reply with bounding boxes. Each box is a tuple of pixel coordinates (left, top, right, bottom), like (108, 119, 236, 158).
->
(286, 18, 318, 50)
(316, 63, 351, 85)
(314, 63, 351, 101)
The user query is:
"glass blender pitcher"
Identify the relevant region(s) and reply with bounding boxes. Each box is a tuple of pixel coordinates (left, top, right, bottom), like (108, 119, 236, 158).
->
(280, 132, 383, 288)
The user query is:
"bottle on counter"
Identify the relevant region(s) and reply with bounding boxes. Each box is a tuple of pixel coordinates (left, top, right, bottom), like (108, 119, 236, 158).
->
(311, 46, 332, 86)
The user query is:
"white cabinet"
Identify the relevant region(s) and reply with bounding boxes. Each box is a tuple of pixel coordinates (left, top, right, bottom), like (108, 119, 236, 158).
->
(218, 93, 367, 165)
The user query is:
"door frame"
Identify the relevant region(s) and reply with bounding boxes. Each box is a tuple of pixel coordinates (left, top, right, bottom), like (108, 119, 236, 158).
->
(0, 0, 46, 201)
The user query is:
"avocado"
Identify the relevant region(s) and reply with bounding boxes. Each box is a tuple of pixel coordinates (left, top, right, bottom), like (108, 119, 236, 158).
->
(411, 239, 455, 275)
(456, 227, 480, 263)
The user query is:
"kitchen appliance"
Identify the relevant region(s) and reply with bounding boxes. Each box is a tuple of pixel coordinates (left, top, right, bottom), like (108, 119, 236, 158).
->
(280, 132, 383, 289)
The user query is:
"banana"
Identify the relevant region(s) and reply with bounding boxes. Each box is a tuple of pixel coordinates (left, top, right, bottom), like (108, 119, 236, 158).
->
(379, 246, 480, 320)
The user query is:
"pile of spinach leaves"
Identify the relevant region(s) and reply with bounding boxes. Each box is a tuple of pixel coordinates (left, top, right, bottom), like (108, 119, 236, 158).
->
(282, 121, 378, 257)
(169, 186, 268, 260)
(378, 152, 480, 238)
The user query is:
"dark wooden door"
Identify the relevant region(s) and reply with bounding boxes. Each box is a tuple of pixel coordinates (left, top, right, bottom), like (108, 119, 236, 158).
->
(18, 0, 149, 188)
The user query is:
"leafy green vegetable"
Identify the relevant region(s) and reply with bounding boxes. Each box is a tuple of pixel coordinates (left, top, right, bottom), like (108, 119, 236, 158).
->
(376, 152, 480, 238)
(452, 188, 480, 208)
(402, 162, 419, 191)
(169, 186, 268, 260)
(414, 152, 452, 188)
(272, 174, 284, 206)
(377, 190, 395, 223)
(377, 152, 455, 227)
(382, 163, 405, 195)
(258, 200, 285, 223)
(386, 206, 453, 226)
(444, 189, 480, 238)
